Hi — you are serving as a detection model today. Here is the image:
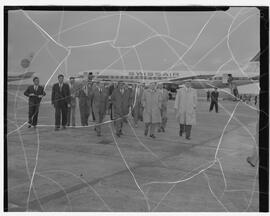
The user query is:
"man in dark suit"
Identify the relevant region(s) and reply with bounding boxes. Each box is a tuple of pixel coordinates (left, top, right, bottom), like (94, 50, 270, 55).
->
(209, 87, 219, 113)
(92, 81, 109, 136)
(51, 74, 71, 131)
(24, 77, 46, 128)
(88, 72, 95, 121)
(78, 80, 93, 126)
(111, 81, 133, 137)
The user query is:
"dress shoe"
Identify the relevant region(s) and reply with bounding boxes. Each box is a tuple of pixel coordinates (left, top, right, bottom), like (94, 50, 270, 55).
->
(150, 134, 156, 139)
(28, 124, 32, 128)
(116, 132, 121, 137)
(186, 137, 191, 140)
(157, 128, 161, 133)
(62, 126, 66, 129)
(144, 129, 148, 136)
(54, 127, 60, 131)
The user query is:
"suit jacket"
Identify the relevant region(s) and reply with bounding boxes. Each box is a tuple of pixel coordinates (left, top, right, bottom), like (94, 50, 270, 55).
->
(92, 87, 109, 114)
(132, 86, 144, 107)
(141, 89, 162, 123)
(211, 91, 219, 102)
(24, 85, 46, 105)
(159, 89, 169, 107)
(77, 82, 93, 106)
(111, 87, 133, 116)
(51, 82, 70, 106)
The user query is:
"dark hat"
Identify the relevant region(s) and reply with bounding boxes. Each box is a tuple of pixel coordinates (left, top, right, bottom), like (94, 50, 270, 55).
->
(58, 74, 64, 79)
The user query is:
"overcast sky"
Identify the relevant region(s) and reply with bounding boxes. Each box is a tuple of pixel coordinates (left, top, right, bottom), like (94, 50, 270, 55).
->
(8, 7, 260, 84)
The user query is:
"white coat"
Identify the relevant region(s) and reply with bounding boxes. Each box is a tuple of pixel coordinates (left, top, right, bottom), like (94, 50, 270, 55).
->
(174, 87, 197, 125)
(141, 89, 162, 123)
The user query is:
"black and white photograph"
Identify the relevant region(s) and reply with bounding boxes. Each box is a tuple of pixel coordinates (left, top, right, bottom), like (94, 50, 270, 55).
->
(3, 2, 269, 213)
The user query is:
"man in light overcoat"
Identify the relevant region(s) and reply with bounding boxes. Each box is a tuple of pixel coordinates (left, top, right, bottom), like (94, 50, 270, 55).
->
(174, 80, 197, 140)
(141, 82, 162, 138)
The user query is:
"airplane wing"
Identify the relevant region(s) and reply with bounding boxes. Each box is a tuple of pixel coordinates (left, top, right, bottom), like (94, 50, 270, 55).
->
(168, 74, 214, 83)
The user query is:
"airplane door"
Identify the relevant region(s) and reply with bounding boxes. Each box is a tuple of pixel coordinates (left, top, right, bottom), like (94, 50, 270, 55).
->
(222, 74, 228, 84)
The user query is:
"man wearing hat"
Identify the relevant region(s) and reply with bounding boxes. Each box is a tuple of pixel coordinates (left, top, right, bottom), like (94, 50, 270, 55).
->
(132, 83, 144, 127)
(174, 79, 197, 140)
(92, 81, 109, 136)
(24, 77, 46, 128)
(141, 82, 162, 138)
(111, 81, 133, 137)
(77, 79, 93, 126)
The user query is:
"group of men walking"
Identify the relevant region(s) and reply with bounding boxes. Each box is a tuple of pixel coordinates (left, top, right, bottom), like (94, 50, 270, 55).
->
(23, 75, 259, 169)
(24, 73, 199, 140)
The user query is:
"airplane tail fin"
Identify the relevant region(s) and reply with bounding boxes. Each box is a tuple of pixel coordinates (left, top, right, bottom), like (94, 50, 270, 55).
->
(19, 71, 35, 78)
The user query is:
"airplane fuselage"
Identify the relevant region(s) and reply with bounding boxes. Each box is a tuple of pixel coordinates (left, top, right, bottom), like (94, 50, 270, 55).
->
(76, 70, 258, 89)
(178, 77, 257, 89)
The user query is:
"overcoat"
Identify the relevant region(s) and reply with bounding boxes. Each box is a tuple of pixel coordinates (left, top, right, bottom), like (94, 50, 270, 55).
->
(141, 89, 162, 123)
(174, 87, 197, 125)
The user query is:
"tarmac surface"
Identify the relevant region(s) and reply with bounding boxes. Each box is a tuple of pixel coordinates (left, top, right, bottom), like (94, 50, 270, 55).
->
(6, 88, 259, 212)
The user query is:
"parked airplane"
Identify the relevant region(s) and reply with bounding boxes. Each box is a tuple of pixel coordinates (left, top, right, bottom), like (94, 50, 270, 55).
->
(74, 67, 258, 89)
(73, 52, 259, 89)
(8, 71, 35, 82)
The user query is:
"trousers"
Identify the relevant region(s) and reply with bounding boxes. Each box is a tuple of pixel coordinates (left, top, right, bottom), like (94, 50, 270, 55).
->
(28, 103, 40, 126)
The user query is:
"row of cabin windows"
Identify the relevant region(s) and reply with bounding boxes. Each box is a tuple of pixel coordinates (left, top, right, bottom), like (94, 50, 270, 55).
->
(96, 76, 169, 80)
(96, 75, 249, 81)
